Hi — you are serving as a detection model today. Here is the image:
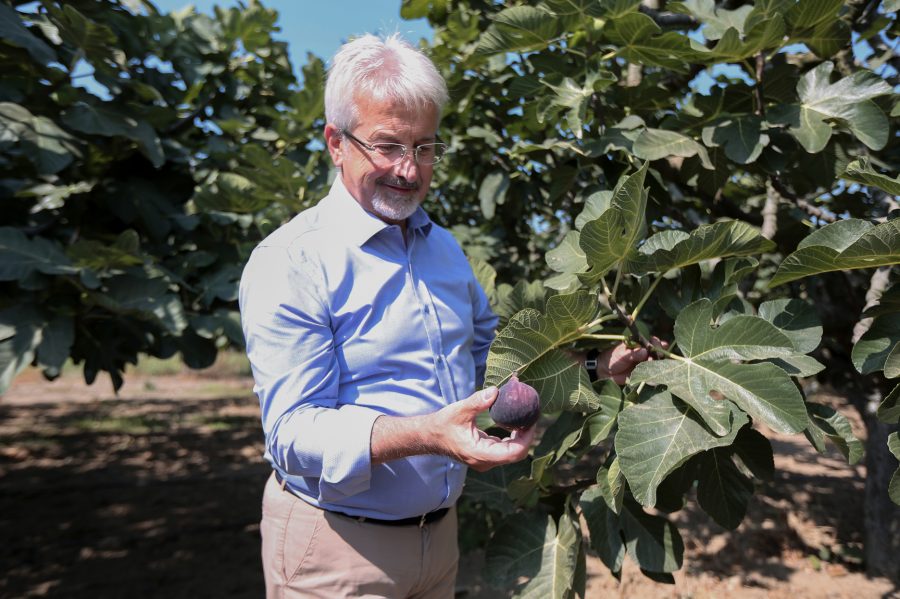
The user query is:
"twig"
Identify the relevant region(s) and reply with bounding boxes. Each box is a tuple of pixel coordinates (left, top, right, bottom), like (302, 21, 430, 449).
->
(754, 52, 766, 118)
(638, 5, 698, 29)
(770, 176, 837, 224)
(761, 180, 779, 239)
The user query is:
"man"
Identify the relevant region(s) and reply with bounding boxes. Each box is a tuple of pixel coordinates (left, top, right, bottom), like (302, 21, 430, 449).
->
(238, 33, 536, 598)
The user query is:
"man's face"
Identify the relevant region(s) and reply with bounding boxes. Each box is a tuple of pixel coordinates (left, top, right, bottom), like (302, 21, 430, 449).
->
(325, 95, 439, 225)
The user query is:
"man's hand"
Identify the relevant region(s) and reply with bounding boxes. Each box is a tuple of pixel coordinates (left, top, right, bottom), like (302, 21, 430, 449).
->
(370, 387, 536, 471)
(595, 337, 668, 385)
(428, 387, 537, 472)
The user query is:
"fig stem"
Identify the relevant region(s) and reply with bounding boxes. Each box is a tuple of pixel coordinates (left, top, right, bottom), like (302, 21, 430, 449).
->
(630, 272, 666, 321)
(580, 333, 627, 341)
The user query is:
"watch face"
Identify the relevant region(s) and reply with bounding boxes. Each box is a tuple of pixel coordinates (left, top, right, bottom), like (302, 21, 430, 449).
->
(584, 359, 598, 370)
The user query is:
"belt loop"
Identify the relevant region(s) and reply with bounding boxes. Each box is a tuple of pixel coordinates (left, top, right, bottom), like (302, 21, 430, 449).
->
(419, 513, 427, 528)
(279, 473, 287, 491)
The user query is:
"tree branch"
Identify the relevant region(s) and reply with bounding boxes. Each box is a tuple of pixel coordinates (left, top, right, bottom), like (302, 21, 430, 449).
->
(770, 176, 837, 224)
(852, 266, 893, 344)
(638, 5, 699, 29)
(761, 180, 779, 239)
(753, 53, 766, 118)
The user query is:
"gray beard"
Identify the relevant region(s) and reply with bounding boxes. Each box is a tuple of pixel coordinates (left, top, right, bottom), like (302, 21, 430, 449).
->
(371, 187, 421, 222)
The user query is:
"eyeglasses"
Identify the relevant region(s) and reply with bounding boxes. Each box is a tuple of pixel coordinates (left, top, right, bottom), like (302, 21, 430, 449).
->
(341, 129, 448, 166)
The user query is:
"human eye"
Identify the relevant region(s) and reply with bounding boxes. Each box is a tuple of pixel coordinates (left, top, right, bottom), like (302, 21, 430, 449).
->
(372, 143, 404, 159)
(416, 144, 435, 158)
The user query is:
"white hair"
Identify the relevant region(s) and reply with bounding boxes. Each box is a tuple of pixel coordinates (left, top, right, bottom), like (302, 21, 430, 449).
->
(324, 33, 449, 131)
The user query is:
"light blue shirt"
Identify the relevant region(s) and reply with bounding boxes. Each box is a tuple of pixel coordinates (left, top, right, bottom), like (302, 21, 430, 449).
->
(238, 176, 497, 520)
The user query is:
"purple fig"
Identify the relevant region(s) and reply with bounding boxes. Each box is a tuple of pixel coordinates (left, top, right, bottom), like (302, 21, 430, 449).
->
(490, 374, 540, 431)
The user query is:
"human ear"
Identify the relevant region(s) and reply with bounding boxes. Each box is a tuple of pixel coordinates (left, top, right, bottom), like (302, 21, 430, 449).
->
(324, 124, 344, 167)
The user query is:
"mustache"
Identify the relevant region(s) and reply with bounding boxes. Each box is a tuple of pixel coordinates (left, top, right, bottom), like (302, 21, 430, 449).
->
(376, 176, 419, 190)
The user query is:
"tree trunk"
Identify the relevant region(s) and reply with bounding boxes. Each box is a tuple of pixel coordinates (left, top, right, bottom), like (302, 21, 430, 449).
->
(625, 0, 661, 87)
(863, 413, 900, 581)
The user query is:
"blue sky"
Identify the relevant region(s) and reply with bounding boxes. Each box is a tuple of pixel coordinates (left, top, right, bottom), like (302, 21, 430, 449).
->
(153, 1, 433, 75)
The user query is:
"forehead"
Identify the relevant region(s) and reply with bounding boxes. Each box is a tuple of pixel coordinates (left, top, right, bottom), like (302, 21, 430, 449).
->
(353, 94, 439, 137)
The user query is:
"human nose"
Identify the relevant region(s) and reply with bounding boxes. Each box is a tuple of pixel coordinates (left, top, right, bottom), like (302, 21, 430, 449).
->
(393, 148, 419, 179)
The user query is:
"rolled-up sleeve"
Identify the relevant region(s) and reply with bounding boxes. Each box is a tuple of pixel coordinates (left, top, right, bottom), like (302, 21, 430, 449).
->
(239, 243, 380, 501)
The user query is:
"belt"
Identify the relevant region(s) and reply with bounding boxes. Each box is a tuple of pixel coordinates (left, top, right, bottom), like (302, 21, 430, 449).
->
(274, 470, 450, 528)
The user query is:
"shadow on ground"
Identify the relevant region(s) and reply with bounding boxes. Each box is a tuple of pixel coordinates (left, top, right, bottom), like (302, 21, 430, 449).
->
(0, 395, 269, 599)
(0, 386, 896, 599)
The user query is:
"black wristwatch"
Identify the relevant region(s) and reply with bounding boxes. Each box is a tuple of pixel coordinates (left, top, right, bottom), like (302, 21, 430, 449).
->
(585, 348, 599, 382)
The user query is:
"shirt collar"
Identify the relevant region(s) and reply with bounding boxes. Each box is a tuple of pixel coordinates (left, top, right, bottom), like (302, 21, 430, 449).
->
(322, 175, 433, 247)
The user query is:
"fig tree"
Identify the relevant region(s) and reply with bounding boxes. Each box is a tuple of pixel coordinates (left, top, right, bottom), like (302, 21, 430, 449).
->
(490, 374, 540, 431)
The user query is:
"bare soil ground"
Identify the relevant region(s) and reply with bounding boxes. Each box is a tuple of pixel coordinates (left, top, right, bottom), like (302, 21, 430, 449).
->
(1, 366, 898, 599)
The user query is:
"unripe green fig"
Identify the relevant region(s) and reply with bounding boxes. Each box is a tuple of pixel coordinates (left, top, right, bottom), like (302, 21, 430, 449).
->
(490, 374, 540, 431)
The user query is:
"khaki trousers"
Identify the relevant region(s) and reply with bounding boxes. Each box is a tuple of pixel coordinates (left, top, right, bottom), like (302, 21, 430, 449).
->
(260, 472, 459, 599)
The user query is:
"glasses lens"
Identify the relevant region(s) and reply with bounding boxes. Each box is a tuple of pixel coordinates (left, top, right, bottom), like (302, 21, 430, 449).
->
(416, 143, 447, 165)
(371, 143, 405, 164)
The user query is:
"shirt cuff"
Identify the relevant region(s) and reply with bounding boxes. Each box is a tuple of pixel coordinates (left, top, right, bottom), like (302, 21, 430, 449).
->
(317, 404, 381, 502)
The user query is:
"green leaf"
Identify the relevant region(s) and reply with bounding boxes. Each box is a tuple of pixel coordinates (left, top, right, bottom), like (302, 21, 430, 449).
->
(93, 275, 187, 335)
(546, 231, 588, 274)
(768, 61, 893, 153)
(841, 158, 900, 196)
(689, 17, 786, 62)
(605, 13, 697, 70)
(0, 103, 81, 174)
(597, 0, 643, 19)
(579, 162, 648, 282)
(671, 299, 796, 362)
(580, 484, 625, 572)
(16, 180, 95, 213)
(468, 257, 497, 301)
(732, 426, 775, 480)
(633, 128, 714, 170)
(629, 221, 774, 274)
(632, 299, 807, 434)
(0, 227, 78, 280)
(0, 3, 56, 64)
(619, 498, 684, 573)
(701, 115, 769, 165)
(463, 461, 531, 515)
(758, 298, 822, 353)
(475, 6, 562, 55)
(616, 389, 748, 507)
(852, 313, 900, 376)
(486, 291, 600, 412)
(485, 511, 580, 598)
(544, 0, 607, 18)
(493, 280, 546, 329)
(805, 19, 850, 59)
(785, 0, 843, 30)
(193, 172, 271, 214)
(35, 315, 75, 377)
(877, 384, 900, 424)
(0, 306, 44, 394)
(574, 190, 613, 231)
(61, 102, 164, 167)
(696, 447, 754, 529)
(673, 0, 753, 39)
(479, 171, 510, 220)
(542, 77, 594, 138)
(581, 487, 684, 574)
(805, 402, 863, 465)
(771, 219, 900, 287)
(888, 433, 900, 505)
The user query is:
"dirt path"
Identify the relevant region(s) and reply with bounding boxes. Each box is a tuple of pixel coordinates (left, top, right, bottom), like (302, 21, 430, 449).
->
(1, 370, 897, 598)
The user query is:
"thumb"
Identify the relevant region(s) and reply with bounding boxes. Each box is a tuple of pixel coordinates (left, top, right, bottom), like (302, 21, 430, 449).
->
(466, 386, 498, 413)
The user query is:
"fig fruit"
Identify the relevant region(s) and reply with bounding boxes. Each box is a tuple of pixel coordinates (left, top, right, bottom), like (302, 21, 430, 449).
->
(490, 375, 540, 431)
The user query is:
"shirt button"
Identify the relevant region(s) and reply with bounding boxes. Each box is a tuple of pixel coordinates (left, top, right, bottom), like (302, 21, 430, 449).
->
(436, 356, 444, 367)
(423, 304, 430, 314)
